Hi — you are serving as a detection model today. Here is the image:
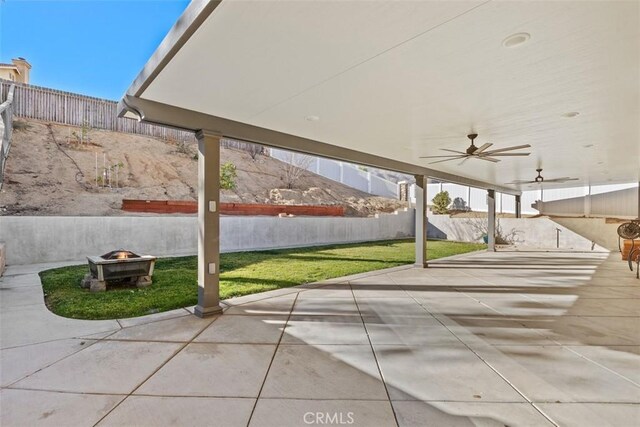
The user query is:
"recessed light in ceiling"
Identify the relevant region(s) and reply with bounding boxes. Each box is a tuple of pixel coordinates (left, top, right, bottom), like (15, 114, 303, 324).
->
(563, 111, 580, 118)
(305, 115, 320, 122)
(502, 32, 530, 48)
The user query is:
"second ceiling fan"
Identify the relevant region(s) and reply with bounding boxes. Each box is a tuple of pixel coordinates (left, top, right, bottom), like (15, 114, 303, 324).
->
(506, 168, 579, 185)
(420, 133, 531, 165)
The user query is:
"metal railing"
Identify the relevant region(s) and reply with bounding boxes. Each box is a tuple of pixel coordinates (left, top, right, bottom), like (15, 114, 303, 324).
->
(0, 83, 15, 191)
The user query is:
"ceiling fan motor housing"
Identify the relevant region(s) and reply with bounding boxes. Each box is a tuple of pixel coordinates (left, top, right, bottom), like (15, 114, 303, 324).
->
(535, 168, 544, 182)
(466, 133, 479, 155)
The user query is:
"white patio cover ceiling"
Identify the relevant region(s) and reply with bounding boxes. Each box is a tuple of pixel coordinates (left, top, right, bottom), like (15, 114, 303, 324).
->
(121, 0, 639, 191)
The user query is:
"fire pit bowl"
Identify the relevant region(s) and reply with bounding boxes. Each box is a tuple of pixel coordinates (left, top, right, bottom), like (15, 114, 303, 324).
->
(82, 249, 157, 292)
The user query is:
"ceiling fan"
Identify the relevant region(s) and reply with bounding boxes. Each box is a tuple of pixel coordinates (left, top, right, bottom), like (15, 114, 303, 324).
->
(506, 168, 579, 185)
(419, 134, 531, 165)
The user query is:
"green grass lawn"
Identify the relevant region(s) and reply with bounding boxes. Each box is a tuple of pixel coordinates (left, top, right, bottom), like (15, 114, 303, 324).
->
(39, 239, 485, 320)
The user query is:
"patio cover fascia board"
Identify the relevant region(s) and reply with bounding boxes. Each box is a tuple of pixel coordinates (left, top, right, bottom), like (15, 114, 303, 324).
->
(118, 95, 519, 195)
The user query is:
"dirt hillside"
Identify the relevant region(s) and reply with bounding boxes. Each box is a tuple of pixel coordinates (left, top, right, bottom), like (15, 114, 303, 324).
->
(0, 119, 407, 216)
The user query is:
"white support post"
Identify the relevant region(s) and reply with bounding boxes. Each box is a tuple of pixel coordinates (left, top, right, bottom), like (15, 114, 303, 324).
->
(415, 175, 428, 267)
(194, 130, 224, 318)
(584, 185, 592, 218)
(487, 189, 496, 252)
(637, 181, 640, 219)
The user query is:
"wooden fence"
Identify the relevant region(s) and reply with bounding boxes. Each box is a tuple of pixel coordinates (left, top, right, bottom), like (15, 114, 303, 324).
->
(0, 79, 268, 153)
(122, 199, 345, 217)
(0, 79, 196, 142)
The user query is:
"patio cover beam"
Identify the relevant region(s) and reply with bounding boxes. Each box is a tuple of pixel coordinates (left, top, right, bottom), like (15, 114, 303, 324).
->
(118, 95, 520, 196)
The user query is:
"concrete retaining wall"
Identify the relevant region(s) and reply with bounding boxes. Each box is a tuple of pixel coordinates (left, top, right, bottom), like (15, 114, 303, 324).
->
(0, 242, 5, 276)
(427, 214, 617, 251)
(3, 210, 621, 265)
(0, 209, 414, 265)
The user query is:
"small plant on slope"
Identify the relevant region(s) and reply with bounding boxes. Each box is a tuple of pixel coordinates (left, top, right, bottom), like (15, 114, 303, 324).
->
(220, 162, 237, 190)
(282, 153, 313, 189)
(432, 191, 451, 214)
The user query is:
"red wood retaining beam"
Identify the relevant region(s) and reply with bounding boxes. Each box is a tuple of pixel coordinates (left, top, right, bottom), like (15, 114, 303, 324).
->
(122, 199, 344, 216)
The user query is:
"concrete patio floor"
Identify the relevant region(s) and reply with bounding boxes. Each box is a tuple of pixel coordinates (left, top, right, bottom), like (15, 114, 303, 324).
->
(1, 250, 639, 426)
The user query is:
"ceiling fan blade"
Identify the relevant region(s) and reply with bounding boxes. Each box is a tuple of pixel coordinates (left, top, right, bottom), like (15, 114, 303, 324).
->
(485, 152, 531, 156)
(428, 156, 468, 164)
(476, 156, 500, 163)
(419, 155, 463, 159)
(458, 157, 471, 166)
(544, 177, 580, 183)
(506, 180, 535, 184)
(475, 143, 493, 153)
(440, 149, 468, 155)
(483, 144, 532, 154)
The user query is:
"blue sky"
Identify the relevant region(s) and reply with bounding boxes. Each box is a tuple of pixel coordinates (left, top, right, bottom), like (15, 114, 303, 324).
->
(0, 0, 190, 100)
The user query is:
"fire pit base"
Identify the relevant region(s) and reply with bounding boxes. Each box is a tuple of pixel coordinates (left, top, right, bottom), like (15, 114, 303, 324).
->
(136, 276, 153, 288)
(81, 274, 106, 292)
(81, 273, 153, 292)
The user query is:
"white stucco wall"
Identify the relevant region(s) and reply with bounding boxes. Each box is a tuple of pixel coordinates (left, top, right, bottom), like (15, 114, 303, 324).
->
(0, 209, 415, 265)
